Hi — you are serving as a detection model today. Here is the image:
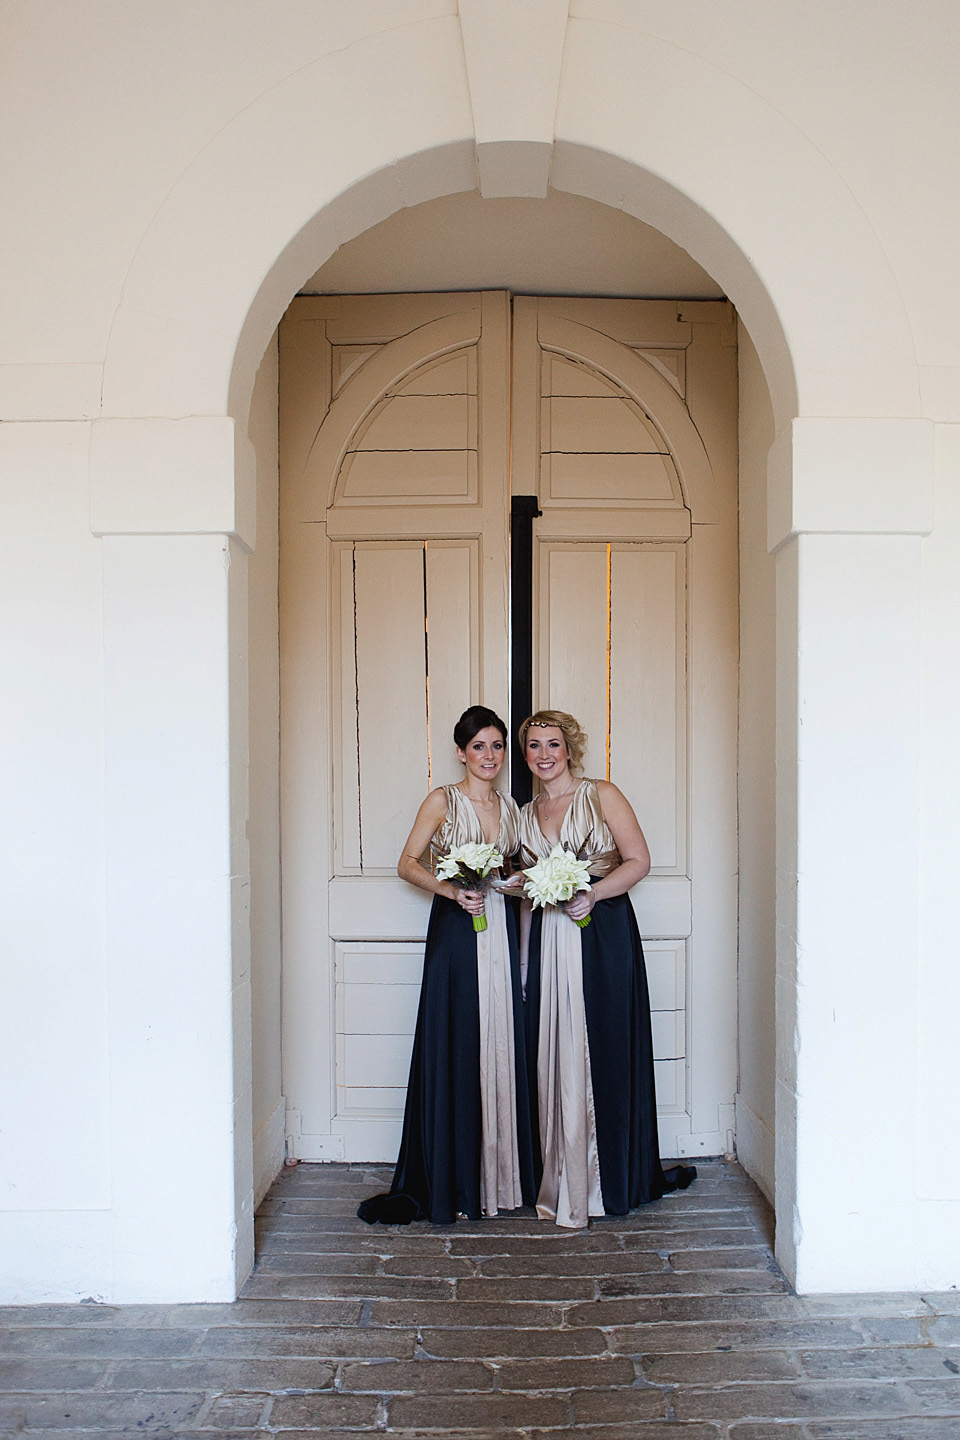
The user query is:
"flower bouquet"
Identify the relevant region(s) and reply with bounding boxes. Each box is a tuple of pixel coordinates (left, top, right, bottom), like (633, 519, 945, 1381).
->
(522, 843, 594, 928)
(435, 841, 505, 932)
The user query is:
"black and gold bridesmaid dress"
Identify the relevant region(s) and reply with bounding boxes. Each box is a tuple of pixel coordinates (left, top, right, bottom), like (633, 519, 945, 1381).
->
(358, 786, 536, 1224)
(520, 779, 695, 1228)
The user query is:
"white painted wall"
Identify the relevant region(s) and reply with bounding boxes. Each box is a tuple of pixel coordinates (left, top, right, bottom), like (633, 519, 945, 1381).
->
(1, 0, 958, 1298)
(302, 188, 722, 298)
(247, 338, 284, 1204)
(917, 422, 960, 1287)
(789, 530, 923, 1291)
(735, 325, 777, 1203)
(0, 422, 110, 1299)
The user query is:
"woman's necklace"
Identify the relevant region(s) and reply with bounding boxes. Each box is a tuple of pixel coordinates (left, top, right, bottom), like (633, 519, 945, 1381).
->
(536, 781, 578, 825)
(460, 783, 500, 844)
(460, 781, 498, 810)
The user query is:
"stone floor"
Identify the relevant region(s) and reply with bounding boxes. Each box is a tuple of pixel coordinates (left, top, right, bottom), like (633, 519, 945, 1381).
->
(1, 1160, 959, 1438)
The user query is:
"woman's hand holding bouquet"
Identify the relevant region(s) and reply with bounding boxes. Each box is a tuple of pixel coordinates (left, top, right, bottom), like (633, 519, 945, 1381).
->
(435, 841, 505, 931)
(522, 843, 594, 927)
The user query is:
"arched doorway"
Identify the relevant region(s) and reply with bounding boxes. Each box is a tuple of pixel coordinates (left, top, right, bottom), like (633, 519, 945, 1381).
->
(92, 14, 926, 1297)
(275, 271, 744, 1174)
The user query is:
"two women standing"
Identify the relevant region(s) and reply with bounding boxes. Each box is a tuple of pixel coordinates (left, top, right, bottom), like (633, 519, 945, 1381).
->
(358, 704, 694, 1229)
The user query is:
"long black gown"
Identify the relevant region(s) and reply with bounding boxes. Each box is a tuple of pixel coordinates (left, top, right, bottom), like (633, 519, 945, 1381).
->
(358, 787, 536, 1225)
(520, 780, 694, 1226)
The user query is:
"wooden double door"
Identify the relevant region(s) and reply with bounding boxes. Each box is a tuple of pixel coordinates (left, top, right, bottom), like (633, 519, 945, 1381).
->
(279, 292, 738, 1164)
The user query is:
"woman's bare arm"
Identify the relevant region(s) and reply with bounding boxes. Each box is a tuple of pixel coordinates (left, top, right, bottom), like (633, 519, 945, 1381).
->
(397, 788, 486, 915)
(397, 789, 459, 899)
(562, 780, 651, 920)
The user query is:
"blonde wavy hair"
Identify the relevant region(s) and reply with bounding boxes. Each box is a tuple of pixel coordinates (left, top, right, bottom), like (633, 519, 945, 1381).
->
(518, 709, 587, 775)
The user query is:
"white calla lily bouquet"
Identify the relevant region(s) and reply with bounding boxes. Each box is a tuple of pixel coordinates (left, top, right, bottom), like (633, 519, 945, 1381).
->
(435, 841, 505, 932)
(522, 843, 594, 928)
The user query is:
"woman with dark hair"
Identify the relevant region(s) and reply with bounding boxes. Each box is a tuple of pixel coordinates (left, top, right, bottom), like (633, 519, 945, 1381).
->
(518, 709, 695, 1229)
(358, 706, 536, 1224)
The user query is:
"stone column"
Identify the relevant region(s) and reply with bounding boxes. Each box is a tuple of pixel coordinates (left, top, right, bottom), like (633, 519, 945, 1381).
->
(769, 417, 933, 1292)
(91, 417, 256, 1300)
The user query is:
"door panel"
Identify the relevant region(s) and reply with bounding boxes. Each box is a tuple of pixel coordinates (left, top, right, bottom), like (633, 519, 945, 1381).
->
(280, 293, 510, 1160)
(537, 545, 610, 776)
(515, 295, 738, 1158)
(610, 545, 685, 873)
(280, 291, 737, 1163)
(332, 538, 479, 878)
(537, 541, 686, 874)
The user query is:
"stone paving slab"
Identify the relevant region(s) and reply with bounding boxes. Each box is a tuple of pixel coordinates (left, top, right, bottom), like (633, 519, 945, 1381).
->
(419, 1325, 609, 1358)
(799, 1346, 960, 1380)
(508, 1355, 643, 1390)
(368, 1298, 568, 1327)
(252, 1250, 384, 1274)
(727, 1427, 806, 1439)
(476, 1251, 666, 1277)
(0, 1391, 205, 1431)
(446, 1232, 634, 1256)
(929, 1315, 960, 1343)
(804, 1423, 960, 1439)
(1, 1160, 959, 1437)
(566, 1293, 810, 1325)
(597, 1269, 791, 1297)
(621, 1227, 769, 1248)
(241, 1272, 456, 1300)
(0, 1361, 111, 1391)
(107, 1358, 337, 1390)
(259, 1231, 454, 1253)
(526, 1428, 722, 1440)
(385, 1389, 574, 1428)
(673, 1379, 916, 1421)
(267, 1390, 382, 1426)
(338, 1357, 494, 1391)
(640, 1347, 804, 1383)
(609, 1317, 870, 1353)
(194, 1324, 398, 1357)
(454, 1277, 598, 1302)
(800, 1292, 960, 1315)
(0, 1326, 207, 1357)
(905, 1376, 960, 1410)
(203, 1393, 269, 1427)
(569, 1386, 668, 1422)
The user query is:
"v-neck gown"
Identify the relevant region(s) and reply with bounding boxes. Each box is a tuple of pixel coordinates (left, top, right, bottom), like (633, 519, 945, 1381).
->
(358, 786, 536, 1225)
(520, 779, 677, 1228)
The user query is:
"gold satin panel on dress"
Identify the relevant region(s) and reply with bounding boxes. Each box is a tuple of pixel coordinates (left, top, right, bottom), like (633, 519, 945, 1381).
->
(433, 785, 523, 1216)
(519, 776, 620, 878)
(519, 779, 616, 1227)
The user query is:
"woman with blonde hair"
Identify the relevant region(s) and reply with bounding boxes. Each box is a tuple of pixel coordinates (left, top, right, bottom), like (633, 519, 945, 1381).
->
(518, 709, 695, 1228)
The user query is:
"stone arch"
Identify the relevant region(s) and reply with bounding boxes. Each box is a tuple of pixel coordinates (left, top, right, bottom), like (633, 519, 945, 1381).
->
(98, 11, 919, 435)
(92, 8, 929, 1297)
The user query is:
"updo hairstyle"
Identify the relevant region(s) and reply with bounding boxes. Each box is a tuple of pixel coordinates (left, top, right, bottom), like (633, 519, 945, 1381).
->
(518, 709, 587, 775)
(453, 705, 508, 751)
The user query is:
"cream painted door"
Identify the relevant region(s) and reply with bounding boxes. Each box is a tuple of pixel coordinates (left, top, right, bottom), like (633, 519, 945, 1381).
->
(279, 292, 738, 1163)
(279, 293, 512, 1160)
(514, 298, 739, 1158)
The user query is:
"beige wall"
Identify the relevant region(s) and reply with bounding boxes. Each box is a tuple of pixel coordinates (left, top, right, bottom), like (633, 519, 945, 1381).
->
(1, 0, 958, 1299)
(301, 188, 722, 298)
(0, 421, 110, 1283)
(735, 324, 778, 1201)
(247, 338, 284, 1204)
